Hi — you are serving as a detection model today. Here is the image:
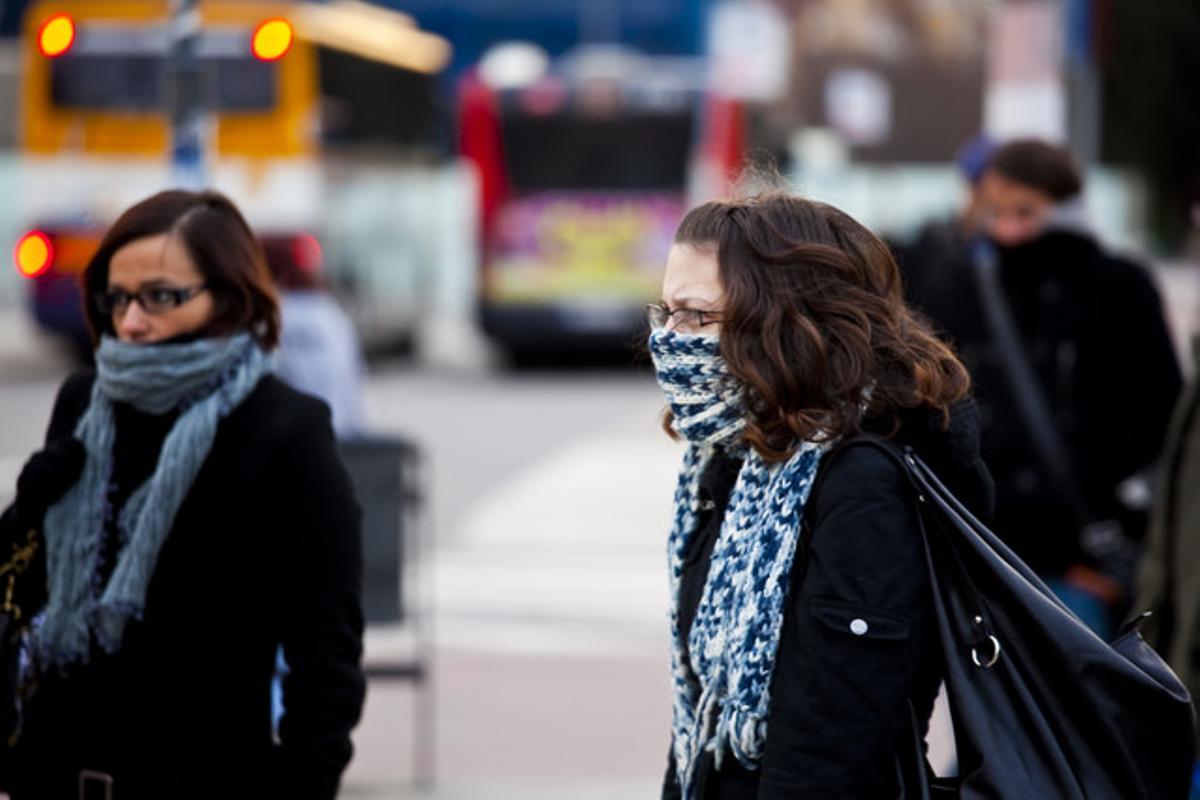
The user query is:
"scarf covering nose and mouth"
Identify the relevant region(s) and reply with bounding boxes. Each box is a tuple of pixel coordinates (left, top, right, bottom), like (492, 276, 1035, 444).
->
(649, 328, 827, 797)
(648, 328, 746, 448)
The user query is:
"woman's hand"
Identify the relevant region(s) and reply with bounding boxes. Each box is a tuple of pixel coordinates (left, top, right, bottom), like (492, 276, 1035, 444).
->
(14, 438, 86, 527)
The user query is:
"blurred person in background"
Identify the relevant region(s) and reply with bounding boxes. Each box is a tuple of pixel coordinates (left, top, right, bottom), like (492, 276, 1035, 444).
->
(263, 236, 368, 440)
(260, 233, 368, 740)
(649, 192, 992, 798)
(0, 190, 365, 798)
(896, 133, 996, 314)
(925, 139, 1182, 637)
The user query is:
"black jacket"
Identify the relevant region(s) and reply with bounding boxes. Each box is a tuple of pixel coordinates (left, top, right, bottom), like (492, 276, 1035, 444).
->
(663, 402, 992, 799)
(2, 371, 365, 799)
(894, 216, 971, 318)
(923, 229, 1181, 574)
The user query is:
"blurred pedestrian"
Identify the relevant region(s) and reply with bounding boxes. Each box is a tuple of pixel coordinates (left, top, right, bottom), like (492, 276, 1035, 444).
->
(0, 190, 365, 799)
(896, 133, 995, 313)
(263, 235, 368, 439)
(260, 234, 368, 740)
(649, 192, 992, 798)
(927, 139, 1182, 636)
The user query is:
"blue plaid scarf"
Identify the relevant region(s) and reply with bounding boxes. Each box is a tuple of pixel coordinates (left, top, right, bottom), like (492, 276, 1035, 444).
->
(650, 329, 826, 797)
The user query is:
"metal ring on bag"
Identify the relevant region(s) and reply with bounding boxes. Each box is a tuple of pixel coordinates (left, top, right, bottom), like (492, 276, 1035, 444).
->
(971, 635, 1002, 668)
(79, 770, 114, 800)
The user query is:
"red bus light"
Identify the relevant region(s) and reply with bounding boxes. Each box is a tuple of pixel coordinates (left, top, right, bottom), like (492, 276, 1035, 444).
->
(38, 14, 76, 58)
(15, 231, 55, 279)
(252, 18, 293, 62)
(291, 234, 323, 274)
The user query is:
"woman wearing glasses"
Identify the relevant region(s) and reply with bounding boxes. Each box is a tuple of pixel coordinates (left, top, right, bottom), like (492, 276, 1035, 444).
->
(0, 190, 364, 798)
(649, 193, 992, 798)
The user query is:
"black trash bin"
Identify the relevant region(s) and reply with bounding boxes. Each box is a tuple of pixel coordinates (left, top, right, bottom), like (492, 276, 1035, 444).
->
(337, 434, 420, 624)
(336, 433, 433, 784)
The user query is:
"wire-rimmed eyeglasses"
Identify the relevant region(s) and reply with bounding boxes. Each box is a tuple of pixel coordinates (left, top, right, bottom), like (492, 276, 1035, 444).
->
(646, 302, 722, 333)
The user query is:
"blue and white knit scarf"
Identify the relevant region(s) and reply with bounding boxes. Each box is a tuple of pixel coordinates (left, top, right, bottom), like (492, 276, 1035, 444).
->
(33, 333, 271, 668)
(650, 329, 826, 797)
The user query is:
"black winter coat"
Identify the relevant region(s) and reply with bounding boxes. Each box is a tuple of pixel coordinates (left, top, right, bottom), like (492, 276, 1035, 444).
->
(923, 229, 1181, 574)
(663, 402, 992, 799)
(1, 371, 365, 799)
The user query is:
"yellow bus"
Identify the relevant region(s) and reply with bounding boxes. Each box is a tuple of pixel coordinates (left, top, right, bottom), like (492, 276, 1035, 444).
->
(13, 0, 450, 352)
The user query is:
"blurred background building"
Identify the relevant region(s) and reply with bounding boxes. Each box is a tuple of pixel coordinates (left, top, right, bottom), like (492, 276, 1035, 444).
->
(0, 0, 1196, 369)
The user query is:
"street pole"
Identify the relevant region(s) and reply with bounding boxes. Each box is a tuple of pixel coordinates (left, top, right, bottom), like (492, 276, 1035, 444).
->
(1064, 0, 1100, 164)
(168, 0, 208, 188)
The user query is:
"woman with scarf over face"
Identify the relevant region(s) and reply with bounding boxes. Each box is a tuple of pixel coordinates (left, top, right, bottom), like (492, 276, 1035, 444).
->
(0, 191, 365, 799)
(650, 193, 993, 799)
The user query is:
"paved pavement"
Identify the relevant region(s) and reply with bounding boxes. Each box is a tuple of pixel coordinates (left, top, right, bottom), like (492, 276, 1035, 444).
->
(345, 649, 667, 799)
(340, 369, 678, 797)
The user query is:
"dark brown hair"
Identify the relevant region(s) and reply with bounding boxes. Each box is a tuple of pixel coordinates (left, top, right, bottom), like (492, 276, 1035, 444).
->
(82, 189, 280, 348)
(985, 139, 1083, 201)
(671, 192, 970, 462)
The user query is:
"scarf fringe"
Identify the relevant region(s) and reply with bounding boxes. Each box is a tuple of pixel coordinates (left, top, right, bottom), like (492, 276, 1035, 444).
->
(668, 442, 826, 797)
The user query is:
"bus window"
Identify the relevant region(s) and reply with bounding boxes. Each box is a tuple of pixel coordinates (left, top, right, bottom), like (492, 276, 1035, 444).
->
(50, 53, 277, 113)
(501, 111, 692, 192)
(51, 54, 163, 110)
(209, 56, 277, 111)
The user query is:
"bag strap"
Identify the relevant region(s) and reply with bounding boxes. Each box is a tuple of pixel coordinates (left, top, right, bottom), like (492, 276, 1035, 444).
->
(0, 506, 41, 624)
(968, 240, 1094, 527)
(810, 435, 1001, 631)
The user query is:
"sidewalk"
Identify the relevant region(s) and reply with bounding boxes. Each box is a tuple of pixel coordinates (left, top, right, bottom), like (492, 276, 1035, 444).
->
(342, 646, 667, 799)
(339, 429, 679, 798)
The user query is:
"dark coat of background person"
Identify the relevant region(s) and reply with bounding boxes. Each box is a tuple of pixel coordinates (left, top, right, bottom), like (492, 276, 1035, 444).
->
(913, 228, 1181, 576)
(2, 370, 365, 799)
(891, 133, 995, 318)
(1137, 339, 1200, 754)
(662, 402, 993, 799)
(894, 216, 972, 320)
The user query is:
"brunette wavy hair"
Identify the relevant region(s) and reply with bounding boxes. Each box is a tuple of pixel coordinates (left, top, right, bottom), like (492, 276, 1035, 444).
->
(670, 192, 969, 462)
(82, 189, 280, 348)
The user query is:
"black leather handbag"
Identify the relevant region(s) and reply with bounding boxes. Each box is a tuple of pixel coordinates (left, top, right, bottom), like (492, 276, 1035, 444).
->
(866, 438, 1195, 800)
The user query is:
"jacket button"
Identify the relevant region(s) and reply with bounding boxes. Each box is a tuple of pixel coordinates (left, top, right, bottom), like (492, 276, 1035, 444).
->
(850, 618, 869, 636)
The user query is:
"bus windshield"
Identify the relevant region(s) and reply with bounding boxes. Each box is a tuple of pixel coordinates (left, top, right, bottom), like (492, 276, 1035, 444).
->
(51, 54, 277, 112)
(501, 110, 693, 192)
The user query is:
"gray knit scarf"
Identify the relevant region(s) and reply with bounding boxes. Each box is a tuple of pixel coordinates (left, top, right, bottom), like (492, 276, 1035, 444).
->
(650, 329, 827, 798)
(33, 333, 271, 668)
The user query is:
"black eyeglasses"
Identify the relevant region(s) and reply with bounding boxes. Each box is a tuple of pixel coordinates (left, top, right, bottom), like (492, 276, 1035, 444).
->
(646, 302, 722, 332)
(94, 284, 208, 316)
